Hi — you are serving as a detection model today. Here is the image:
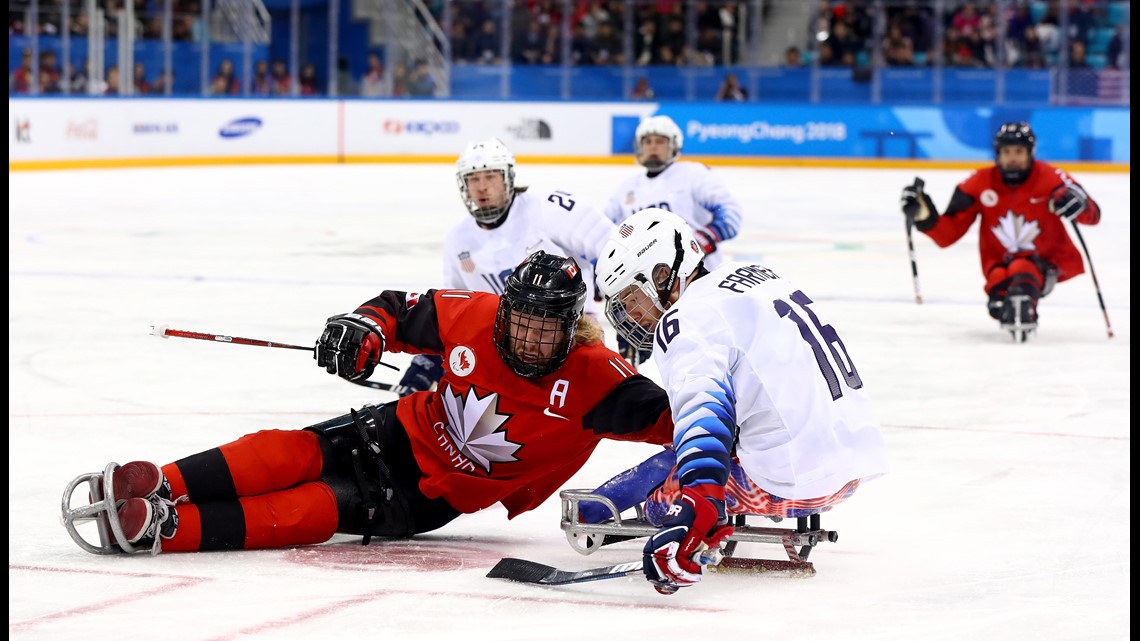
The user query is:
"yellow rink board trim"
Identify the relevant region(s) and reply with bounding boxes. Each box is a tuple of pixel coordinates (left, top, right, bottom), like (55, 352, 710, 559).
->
(9, 155, 1131, 173)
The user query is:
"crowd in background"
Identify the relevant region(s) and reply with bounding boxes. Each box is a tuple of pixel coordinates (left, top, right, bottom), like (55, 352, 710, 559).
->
(10, 0, 1132, 97)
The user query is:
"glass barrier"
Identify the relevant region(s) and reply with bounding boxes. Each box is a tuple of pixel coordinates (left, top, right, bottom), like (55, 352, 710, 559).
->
(8, 0, 1131, 104)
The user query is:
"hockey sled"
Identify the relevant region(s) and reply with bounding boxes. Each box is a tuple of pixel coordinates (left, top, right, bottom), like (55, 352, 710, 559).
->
(60, 462, 156, 555)
(1000, 294, 1037, 343)
(559, 489, 839, 575)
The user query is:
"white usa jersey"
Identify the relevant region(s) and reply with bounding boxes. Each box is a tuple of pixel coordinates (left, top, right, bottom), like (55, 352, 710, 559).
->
(442, 187, 615, 315)
(606, 161, 743, 269)
(654, 260, 888, 500)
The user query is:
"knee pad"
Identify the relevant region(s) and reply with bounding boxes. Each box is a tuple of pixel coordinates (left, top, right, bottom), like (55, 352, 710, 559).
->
(306, 404, 414, 541)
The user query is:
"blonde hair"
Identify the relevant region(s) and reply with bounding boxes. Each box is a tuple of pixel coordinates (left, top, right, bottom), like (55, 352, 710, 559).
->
(573, 313, 605, 347)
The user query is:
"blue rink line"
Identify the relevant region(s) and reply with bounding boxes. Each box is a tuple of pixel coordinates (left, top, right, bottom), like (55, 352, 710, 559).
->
(10, 269, 1128, 312)
(8, 269, 421, 292)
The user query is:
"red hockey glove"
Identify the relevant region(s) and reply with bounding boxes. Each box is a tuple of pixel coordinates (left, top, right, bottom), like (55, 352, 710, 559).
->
(642, 487, 734, 595)
(315, 313, 385, 381)
(693, 228, 718, 256)
(1049, 183, 1089, 220)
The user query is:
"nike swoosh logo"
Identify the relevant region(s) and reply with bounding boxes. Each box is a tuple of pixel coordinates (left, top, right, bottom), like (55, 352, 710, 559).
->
(543, 407, 569, 421)
(1028, 197, 1048, 204)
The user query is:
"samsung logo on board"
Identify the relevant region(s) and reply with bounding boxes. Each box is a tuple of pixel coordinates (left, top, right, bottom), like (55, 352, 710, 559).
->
(219, 117, 263, 138)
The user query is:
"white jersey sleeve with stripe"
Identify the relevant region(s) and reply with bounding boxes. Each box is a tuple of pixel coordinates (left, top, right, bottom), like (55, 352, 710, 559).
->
(654, 260, 889, 500)
(441, 188, 615, 315)
(606, 161, 743, 269)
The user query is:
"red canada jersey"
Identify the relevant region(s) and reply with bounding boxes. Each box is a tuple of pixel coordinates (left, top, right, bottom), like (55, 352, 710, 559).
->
(922, 160, 1101, 283)
(353, 289, 673, 518)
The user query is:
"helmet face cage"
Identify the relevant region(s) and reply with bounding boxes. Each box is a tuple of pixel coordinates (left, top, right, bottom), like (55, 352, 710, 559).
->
(634, 116, 683, 169)
(603, 275, 668, 354)
(456, 139, 516, 225)
(494, 252, 586, 378)
(993, 122, 1036, 185)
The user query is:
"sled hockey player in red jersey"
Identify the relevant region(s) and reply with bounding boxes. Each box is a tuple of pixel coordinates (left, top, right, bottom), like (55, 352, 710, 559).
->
(395, 137, 616, 397)
(583, 208, 889, 594)
(61, 251, 674, 556)
(900, 121, 1101, 341)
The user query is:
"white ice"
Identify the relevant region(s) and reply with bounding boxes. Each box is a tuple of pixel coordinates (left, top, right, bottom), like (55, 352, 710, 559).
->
(9, 162, 1130, 640)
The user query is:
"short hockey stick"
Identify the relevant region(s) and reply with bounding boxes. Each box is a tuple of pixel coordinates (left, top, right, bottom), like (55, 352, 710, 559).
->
(150, 325, 403, 391)
(905, 177, 925, 304)
(1068, 221, 1114, 339)
(486, 557, 643, 586)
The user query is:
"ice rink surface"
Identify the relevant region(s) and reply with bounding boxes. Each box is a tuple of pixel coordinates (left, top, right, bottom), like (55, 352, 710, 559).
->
(9, 162, 1130, 640)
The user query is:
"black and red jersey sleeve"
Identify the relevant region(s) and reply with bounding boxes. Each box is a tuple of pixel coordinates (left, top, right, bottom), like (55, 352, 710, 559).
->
(351, 289, 445, 355)
(583, 375, 672, 441)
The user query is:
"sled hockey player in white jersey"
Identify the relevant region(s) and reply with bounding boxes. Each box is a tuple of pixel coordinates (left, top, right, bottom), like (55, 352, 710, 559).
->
(395, 137, 616, 396)
(605, 115, 744, 272)
(590, 208, 889, 595)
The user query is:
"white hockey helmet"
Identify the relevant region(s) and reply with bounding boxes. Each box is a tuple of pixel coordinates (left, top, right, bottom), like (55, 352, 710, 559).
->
(634, 115, 683, 169)
(595, 208, 705, 353)
(456, 137, 516, 226)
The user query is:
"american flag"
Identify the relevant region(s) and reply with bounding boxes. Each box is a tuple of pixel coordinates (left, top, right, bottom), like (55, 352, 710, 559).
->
(619, 224, 634, 238)
(459, 251, 476, 273)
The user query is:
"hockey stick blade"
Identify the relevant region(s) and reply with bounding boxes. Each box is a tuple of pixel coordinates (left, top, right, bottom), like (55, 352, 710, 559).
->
(487, 558, 643, 586)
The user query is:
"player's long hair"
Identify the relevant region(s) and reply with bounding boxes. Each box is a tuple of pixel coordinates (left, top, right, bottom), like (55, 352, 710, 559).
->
(573, 314, 604, 347)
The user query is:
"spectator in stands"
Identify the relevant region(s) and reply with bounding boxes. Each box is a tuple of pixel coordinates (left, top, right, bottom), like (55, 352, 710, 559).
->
(714, 72, 747, 101)
(406, 59, 435, 97)
(825, 20, 860, 67)
(784, 46, 803, 67)
(299, 63, 319, 96)
(211, 59, 239, 96)
(133, 62, 150, 95)
(590, 21, 623, 65)
(1016, 26, 1047, 69)
(1106, 25, 1129, 70)
(1069, 40, 1091, 68)
(105, 65, 120, 95)
(360, 53, 385, 97)
(630, 76, 655, 100)
(10, 48, 33, 94)
(252, 60, 271, 96)
(39, 50, 62, 94)
(390, 62, 408, 97)
(470, 19, 501, 64)
(270, 59, 292, 96)
(152, 70, 174, 95)
(512, 19, 548, 65)
(883, 21, 915, 66)
(634, 18, 657, 65)
(1006, 3, 1035, 51)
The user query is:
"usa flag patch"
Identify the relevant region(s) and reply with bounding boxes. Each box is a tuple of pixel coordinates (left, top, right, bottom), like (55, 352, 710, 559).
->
(620, 224, 634, 238)
(459, 251, 476, 273)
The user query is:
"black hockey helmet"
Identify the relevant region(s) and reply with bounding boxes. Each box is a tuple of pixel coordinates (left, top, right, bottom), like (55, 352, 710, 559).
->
(993, 122, 1037, 185)
(494, 251, 587, 378)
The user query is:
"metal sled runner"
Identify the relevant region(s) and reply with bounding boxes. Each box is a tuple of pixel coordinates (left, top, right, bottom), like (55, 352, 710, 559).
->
(559, 489, 839, 574)
(60, 462, 157, 555)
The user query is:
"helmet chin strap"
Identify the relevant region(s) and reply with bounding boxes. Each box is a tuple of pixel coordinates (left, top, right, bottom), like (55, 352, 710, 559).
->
(656, 231, 687, 310)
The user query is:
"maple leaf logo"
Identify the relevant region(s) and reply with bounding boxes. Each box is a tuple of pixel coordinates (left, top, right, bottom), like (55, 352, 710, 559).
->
(439, 384, 522, 474)
(992, 210, 1040, 254)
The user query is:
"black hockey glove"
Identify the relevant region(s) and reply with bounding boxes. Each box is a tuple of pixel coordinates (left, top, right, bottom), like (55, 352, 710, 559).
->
(900, 178, 937, 225)
(315, 313, 385, 382)
(1049, 183, 1089, 220)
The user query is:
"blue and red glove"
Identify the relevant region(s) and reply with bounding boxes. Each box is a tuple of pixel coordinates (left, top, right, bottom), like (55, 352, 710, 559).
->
(643, 487, 734, 595)
(693, 228, 718, 256)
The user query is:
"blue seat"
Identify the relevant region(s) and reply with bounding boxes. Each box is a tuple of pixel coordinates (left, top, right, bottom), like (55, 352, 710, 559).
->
(1087, 52, 1107, 69)
(913, 51, 928, 66)
(1107, 2, 1129, 26)
(1089, 27, 1114, 54)
(1029, 1, 1047, 23)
